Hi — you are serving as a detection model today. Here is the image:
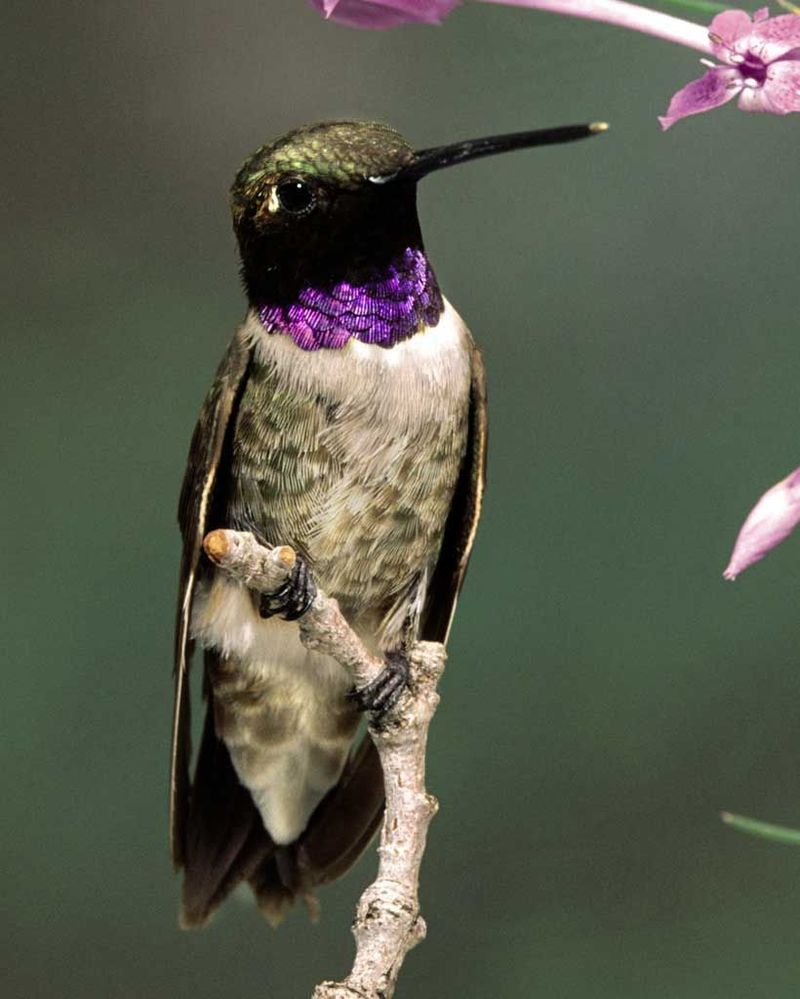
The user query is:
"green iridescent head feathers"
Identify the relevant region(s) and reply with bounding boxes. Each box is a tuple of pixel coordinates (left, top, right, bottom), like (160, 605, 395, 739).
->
(230, 121, 414, 223)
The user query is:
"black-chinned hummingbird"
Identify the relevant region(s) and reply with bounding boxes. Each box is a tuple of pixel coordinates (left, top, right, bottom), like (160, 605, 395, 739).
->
(171, 119, 606, 927)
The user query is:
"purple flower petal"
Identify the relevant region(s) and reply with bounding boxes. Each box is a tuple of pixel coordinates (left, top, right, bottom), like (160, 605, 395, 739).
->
(764, 59, 800, 113)
(752, 13, 800, 62)
(736, 80, 776, 112)
(736, 59, 800, 113)
(723, 467, 800, 580)
(309, 0, 460, 29)
(659, 66, 740, 130)
(708, 9, 757, 62)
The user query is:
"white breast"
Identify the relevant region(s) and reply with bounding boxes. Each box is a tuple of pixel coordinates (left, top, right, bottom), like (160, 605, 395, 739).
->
(245, 296, 472, 402)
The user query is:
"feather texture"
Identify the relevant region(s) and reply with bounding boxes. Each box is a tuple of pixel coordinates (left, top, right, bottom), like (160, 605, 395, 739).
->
(171, 303, 486, 926)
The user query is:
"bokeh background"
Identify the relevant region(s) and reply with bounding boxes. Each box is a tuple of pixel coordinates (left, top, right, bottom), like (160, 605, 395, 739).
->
(4, 1, 800, 996)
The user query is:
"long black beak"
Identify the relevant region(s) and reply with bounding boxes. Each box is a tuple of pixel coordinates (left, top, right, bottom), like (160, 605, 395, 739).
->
(372, 122, 608, 184)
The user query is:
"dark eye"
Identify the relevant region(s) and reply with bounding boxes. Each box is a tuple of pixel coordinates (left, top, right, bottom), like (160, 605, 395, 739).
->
(275, 179, 315, 215)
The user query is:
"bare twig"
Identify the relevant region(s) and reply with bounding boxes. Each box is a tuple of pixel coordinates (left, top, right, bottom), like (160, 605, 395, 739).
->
(203, 529, 446, 999)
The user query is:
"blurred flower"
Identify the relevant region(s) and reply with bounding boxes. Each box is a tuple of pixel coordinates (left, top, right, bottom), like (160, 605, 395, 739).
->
(660, 8, 800, 128)
(312, 0, 800, 128)
(312, 0, 712, 50)
(309, 0, 460, 28)
(723, 466, 800, 580)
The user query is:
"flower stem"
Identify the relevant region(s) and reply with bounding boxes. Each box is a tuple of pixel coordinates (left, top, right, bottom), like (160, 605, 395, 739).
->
(479, 0, 712, 53)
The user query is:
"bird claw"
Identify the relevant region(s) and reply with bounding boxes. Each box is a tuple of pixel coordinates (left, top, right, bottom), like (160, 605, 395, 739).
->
(347, 652, 410, 718)
(259, 557, 316, 621)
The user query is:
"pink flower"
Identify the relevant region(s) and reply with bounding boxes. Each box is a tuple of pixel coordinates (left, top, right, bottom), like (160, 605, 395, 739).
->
(724, 466, 800, 580)
(312, 0, 800, 127)
(309, 0, 460, 28)
(660, 8, 800, 129)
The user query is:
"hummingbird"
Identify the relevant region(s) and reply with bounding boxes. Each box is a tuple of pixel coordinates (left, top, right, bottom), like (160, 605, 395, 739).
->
(171, 118, 605, 928)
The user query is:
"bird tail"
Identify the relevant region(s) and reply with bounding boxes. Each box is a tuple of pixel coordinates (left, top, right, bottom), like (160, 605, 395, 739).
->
(179, 692, 384, 928)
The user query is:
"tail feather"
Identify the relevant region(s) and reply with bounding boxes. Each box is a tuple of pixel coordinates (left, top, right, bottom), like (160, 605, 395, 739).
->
(178, 664, 385, 927)
(180, 706, 273, 928)
(245, 736, 384, 926)
(248, 852, 300, 928)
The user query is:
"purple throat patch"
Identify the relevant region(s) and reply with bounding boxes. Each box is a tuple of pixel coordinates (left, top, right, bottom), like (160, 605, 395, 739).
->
(257, 248, 443, 351)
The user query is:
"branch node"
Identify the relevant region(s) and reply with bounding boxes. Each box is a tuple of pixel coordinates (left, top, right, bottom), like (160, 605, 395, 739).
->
(202, 528, 229, 562)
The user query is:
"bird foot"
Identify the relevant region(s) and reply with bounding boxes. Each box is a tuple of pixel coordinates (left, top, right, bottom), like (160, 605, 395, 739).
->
(347, 651, 410, 718)
(258, 557, 316, 621)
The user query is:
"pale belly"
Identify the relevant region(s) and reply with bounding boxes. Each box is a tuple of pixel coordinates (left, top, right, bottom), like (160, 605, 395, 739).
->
(192, 582, 360, 844)
(191, 303, 473, 844)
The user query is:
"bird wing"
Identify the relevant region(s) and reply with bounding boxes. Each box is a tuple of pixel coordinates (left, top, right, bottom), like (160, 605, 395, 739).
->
(170, 326, 252, 867)
(420, 337, 487, 644)
(172, 326, 487, 920)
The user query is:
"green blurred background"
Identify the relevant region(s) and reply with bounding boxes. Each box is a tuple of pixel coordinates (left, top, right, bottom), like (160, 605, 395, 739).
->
(4, 1, 800, 996)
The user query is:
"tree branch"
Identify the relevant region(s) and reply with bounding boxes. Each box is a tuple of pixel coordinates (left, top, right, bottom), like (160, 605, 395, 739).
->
(202, 529, 446, 999)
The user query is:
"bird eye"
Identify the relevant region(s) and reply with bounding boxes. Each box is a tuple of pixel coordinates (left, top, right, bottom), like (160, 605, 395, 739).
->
(275, 179, 315, 215)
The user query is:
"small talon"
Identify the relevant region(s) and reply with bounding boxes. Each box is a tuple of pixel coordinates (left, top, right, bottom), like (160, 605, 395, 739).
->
(347, 652, 410, 719)
(259, 557, 316, 621)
